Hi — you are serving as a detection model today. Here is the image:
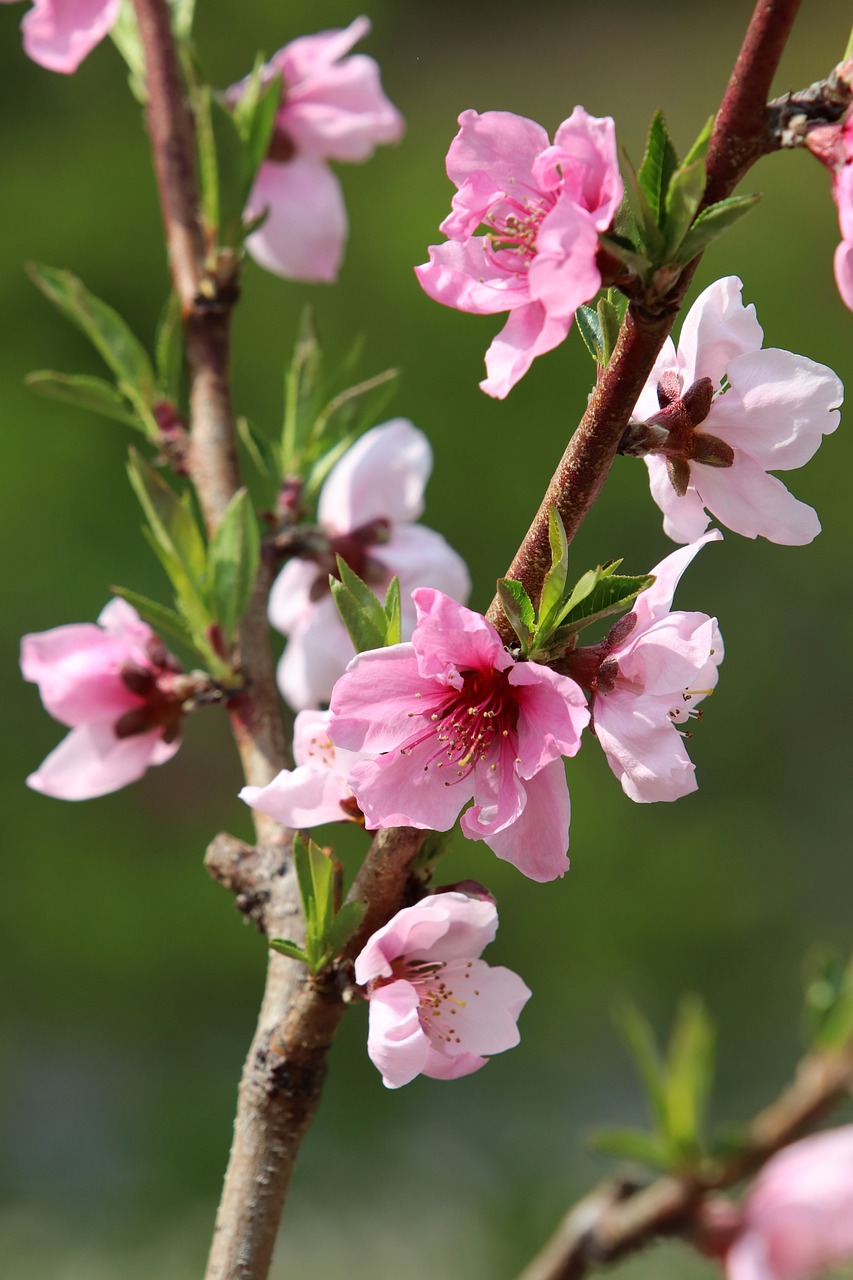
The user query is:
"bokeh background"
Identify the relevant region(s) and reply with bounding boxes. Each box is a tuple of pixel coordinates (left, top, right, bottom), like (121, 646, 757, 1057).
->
(2, 1, 852, 1276)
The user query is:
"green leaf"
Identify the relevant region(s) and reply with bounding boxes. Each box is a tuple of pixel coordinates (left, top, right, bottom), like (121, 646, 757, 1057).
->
(25, 371, 141, 428)
(110, 587, 196, 649)
(292, 835, 317, 934)
(598, 232, 652, 280)
(170, 0, 196, 39)
(237, 416, 279, 480)
(244, 73, 282, 185)
(323, 900, 367, 960)
(662, 117, 713, 256)
(27, 264, 158, 415)
(675, 193, 762, 264)
(329, 557, 388, 654)
(575, 305, 604, 363)
(110, 0, 147, 102)
(269, 938, 310, 965)
(588, 1128, 671, 1169)
(622, 154, 666, 263)
(803, 949, 853, 1051)
(638, 111, 679, 225)
(154, 292, 183, 400)
(664, 995, 715, 1161)
(207, 488, 260, 644)
(596, 294, 624, 365)
(282, 308, 323, 475)
(537, 507, 571, 637)
(497, 579, 534, 655)
(195, 88, 248, 244)
(127, 448, 211, 630)
(560, 572, 653, 636)
(613, 1001, 668, 1138)
(383, 576, 402, 646)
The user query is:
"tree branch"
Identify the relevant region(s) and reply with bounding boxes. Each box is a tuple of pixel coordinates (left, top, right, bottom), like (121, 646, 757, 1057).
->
(516, 1044, 853, 1280)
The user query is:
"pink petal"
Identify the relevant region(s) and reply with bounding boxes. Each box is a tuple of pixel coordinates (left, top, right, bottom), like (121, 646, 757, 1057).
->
(527, 198, 602, 320)
(240, 765, 351, 828)
(276, 598, 356, 712)
(246, 156, 347, 284)
(318, 419, 432, 531)
(20, 0, 119, 73)
(593, 689, 698, 803)
(440, 170, 511, 239)
(694, 455, 821, 545)
(631, 531, 721, 631)
(280, 54, 403, 162)
(835, 161, 853, 241)
(20, 624, 138, 726)
(366, 980, 430, 1089)
(329, 643, 438, 752)
(444, 109, 551, 193)
(421, 1047, 488, 1080)
(510, 661, 589, 775)
(618, 613, 720, 698)
(415, 238, 533, 315)
(463, 735, 527, 841)
(355, 893, 498, 983)
(432, 958, 530, 1055)
(546, 106, 622, 227)
(834, 237, 853, 310)
(410, 589, 510, 682)
(26, 722, 168, 800)
(267, 558, 322, 635)
(677, 276, 764, 388)
(474, 757, 572, 882)
(348, 730, 474, 832)
(480, 302, 571, 399)
(645, 454, 712, 545)
(377, 525, 472, 615)
(272, 17, 371, 83)
(709, 348, 841, 471)
(726, 1232, 776, 1280)
(97, 597, 155, 648)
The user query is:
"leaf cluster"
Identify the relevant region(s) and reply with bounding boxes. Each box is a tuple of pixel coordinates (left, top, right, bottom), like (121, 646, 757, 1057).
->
(497, 508, 653, 662)
(270, 835, 366, 975)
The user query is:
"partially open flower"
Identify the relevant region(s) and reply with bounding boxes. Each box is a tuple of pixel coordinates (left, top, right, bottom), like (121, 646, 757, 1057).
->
(21, 599, 185, 799)
(354, 891, 531, 1088)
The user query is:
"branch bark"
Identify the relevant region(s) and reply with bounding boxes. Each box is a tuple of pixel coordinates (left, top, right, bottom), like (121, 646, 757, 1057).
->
(516, 1044, 853, 1280)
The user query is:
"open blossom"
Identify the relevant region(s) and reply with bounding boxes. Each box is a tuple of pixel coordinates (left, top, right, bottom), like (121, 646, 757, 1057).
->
(630, 277, 843, 545)
(21, 599, 184, 800)
(0, 0, 119, 73)
(415, 106, 622, 398)
(577, 533, 724, 803)
(725, 1126, 853, 1280)
(240, 709, 369, 827)
(329, 589, 589, 882)
(269, 419, 470, 711)
(354, 891, 531, 1088)
(236, 16, 404, 282)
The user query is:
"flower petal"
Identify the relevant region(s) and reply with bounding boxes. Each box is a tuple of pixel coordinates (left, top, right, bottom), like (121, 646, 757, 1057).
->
(415, 238, 532, 315)
(594, 689, 698, 803)
(246, 156, 347, 283)
(444, 109, 551, 193)
(410, 589, 510, 682)
(510, 661, 589, 775)
(366, 980, 430, 1089)
(480, 302, 571, 399)
(20, 0, 119, 73)
(676, 276, 763, 387)
(475, 757, 572, 882)
(348, 730, 474, 832)
(645, 455, 712, 545)
(329, 643, 438, 752)
(26, 722, 167, 800)
(318, 419, 432, 531)
(694, 454, 821, 544)
(276, 598, 356, 711)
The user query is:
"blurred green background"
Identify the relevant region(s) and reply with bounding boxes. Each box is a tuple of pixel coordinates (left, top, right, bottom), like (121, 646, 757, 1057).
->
(2, 1, 852, 1276)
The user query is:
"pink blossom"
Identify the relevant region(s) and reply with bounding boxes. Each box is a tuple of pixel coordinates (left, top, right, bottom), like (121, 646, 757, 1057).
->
(269, 419, 471, 711)
(806, 108, 853, 310)
(238, 16, 404, 282)
(21, 599, 183, 800)
(1, 0, 120, 73)
(581, 533, 724, 803)
(354, 891, 531, 1088)
(415, 106, 622, 398)
(632, 277, 843, 545)
(240, 709, 368, 827)
(725, 1126, 853, 1280)
(329, 589, 589, 882)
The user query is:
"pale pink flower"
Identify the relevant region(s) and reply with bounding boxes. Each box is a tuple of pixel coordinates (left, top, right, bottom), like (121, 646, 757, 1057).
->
(239, 16, 404, 282)
(582, 533, 724, 803)
(269, 419, 471, 711)
(21, 599, 183, 800)
(1, 0, 119, 73)
(725, 1126, 853, 1280)
(240, 708, 368, 827)
(329, 589, 590, 882)
(632, 277, 843, 545)
(415, 106, 622, 397)
(354, 891, 531, 1088)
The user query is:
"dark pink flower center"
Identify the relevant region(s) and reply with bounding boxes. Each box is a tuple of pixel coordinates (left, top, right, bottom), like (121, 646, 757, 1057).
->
(484, 191, 555, 274)
(380, 956, 481, 1047)
(404, 667, 519, 785)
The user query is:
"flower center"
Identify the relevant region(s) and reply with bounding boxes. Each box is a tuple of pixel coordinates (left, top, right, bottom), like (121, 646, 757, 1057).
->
(484, 191, 554, 275)
(385, 957, 482, 1048)
(404, 667, 518, 784)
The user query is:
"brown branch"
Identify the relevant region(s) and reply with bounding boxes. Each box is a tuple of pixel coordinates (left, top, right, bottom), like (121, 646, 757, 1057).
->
(486, 0, 804, 644)
(516, 1044, 853, 1280)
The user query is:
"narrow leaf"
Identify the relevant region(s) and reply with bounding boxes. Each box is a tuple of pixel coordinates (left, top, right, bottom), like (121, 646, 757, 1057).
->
(613, 1001, 668, 1138)
(622, 154, 666, 263)
(110, 586, 195, 648)
(127, 448, 210, 625)
(383, 576, 402, 646)
(245, 73, 282, 185)
(560, 573, 654, 635)
(269, 938, 310, 965)
(497, 578, 534, 653)
(596, 295, 623, 365)
(675, 193, 762, 264)
(664, 995, 715, 1160)
(662, 118, 713, 256)
(638, 111, 679, 224)
(329, 557, 388, 653)
(537, 506, 570, 636)
(324, 900, 367, 960)
(589, 1128, 671, 1169)
(575, 305, 604, 363)
(207, 488, 261, 644)
(292, 834, 316, 927)
(27, 264, 158, 409)
(26, 371, 140, 428)
(237, 416, 279, 479)
(154, 292, 183, 400)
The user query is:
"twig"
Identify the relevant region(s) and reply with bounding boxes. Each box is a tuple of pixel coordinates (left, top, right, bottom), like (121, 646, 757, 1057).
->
(516, 1045, 853, 1280)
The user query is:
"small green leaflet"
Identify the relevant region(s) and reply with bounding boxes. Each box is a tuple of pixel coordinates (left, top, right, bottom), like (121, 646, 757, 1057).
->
(207, 488, 261, 644)
(25, 371, 141, 428)
(270, 835, 367, 975)
(330, 558, 401, 653)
